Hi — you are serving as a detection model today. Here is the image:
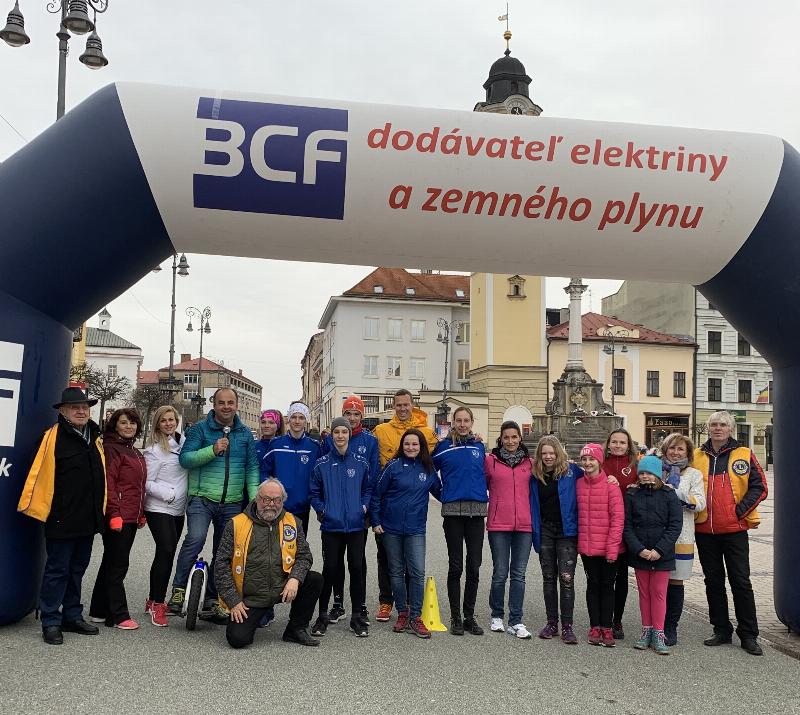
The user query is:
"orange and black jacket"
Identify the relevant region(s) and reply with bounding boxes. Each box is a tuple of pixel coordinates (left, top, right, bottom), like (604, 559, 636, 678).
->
(694, 438, 767, 535)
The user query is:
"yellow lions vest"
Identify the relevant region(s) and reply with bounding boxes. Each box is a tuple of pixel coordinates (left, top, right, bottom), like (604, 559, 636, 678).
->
(224, 511, 298, 606)
(17, 424, 107, 521)
(693, 446, 760, 529)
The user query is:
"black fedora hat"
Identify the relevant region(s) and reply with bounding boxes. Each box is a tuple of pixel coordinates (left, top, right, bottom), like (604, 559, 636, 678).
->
(53, 386, 98, 409)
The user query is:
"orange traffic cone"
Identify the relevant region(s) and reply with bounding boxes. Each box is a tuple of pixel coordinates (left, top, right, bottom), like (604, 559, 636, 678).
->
(422, 576, 448, 632)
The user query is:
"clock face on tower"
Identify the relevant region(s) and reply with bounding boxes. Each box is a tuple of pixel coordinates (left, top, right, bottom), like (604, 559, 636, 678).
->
(505, 97, 528, 115)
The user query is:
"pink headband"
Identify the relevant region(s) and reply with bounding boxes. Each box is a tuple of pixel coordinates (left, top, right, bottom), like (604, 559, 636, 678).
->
(261, 409, 282, 425)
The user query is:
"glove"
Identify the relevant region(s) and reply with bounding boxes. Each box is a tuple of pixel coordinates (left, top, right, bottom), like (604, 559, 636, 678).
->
(109, 516, 123, 532)
(137, 516, 147, 529)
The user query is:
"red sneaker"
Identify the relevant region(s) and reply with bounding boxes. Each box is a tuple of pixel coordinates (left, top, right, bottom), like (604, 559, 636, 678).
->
(376, 603, 393, 622)
(150, 602, 169, 627)
(601, 628, 616, 647)
(393, 611, 409, 633)
(409, 616, 431, 639)
(144, 599, 154, 615)
(587, 626, 602, 645)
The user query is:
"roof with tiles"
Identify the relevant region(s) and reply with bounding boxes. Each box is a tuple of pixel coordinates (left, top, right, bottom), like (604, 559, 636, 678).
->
(343, 267, 469, 303)
(85, 327, 140, 350)
(160, 356, 262, 389)
(547, 312, 696, 346)
(137, 370, 159, 385)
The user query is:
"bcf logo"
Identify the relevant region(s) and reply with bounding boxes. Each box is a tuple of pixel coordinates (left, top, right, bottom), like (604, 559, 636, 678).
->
(193, 97, 348, 220)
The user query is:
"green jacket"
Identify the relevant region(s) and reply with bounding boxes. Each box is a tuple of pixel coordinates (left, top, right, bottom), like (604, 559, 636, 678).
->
(179, 411, 259, 504)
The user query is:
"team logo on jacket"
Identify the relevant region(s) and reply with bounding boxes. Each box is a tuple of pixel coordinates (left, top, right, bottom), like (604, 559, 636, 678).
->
(731, 459, 750, 476)
(358, 445, 366, 454)
(470, 449, 480, 459)
(418, 472, 426, 481)
(193, 98, 348, 219)
(283, 524, 297, 542)
(347, 468, 356, 478)
(300, 454, 309, 464)
(235, 565, 242, 575)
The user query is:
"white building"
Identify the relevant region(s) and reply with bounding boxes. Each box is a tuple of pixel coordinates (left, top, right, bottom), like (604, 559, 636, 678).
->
(316, 268, 471, 429)
(84, 308, 143, 423)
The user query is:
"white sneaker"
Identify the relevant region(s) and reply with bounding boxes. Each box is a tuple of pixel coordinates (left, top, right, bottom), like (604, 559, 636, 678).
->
(87, 616, 105, 623)
(490, 617, 505, 632)
(507, 623, 532, 639)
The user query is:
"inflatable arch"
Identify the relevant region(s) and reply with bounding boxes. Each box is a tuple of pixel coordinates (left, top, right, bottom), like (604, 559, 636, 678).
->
(1, 83, 799, 630)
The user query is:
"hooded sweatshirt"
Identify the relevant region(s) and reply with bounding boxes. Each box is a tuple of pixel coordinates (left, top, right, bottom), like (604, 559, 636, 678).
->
(373, 407, 437, 468)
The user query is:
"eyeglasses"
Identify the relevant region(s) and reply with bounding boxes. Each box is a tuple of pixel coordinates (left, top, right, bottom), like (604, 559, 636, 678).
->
(257, 495, 283, 505)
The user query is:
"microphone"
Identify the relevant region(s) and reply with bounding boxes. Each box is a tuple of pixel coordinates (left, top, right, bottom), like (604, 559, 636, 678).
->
(222, 426, 231, 454)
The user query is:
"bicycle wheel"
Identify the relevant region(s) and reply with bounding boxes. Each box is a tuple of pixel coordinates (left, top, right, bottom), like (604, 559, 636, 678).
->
(185, 568, 205, 631)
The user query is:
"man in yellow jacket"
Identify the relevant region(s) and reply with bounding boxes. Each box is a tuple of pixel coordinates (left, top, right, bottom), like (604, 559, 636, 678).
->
(370, 389, 438, 621)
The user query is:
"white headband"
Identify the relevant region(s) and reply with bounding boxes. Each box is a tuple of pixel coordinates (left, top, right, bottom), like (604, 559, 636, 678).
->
(288, 402, 311, 422)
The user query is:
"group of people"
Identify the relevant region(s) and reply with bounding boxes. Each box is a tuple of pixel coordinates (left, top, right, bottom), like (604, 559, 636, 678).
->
(19, 385, 769, 657)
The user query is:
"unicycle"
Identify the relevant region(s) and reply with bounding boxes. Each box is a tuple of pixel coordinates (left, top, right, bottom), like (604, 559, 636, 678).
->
(183, 556, 209, 631)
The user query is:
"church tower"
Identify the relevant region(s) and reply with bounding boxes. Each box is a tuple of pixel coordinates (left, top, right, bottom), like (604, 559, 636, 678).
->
(469, 30, 548, 437)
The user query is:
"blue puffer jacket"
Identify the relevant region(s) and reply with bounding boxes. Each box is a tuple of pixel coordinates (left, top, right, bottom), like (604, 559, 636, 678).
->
(255, 436, 278, 481)
(310, 448, 372, 532)
(432, 436, 488, 504)
(179, 411, 259, 505)
(261, 433, 321, 514)
(322, 429, 379, 486)
(529, 463, 583, 553)
(369, 457, 442, 536)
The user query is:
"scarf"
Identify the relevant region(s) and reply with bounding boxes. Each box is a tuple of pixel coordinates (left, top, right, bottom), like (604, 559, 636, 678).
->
(661, 457, 687, 489)
(499, 447, 524, 467)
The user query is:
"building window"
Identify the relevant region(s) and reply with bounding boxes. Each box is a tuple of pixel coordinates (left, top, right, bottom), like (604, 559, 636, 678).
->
(361, 395, 379, 413)
(673, 371, 686, 398)
(708, 378, 722, 402)
(410, 320, 425, 341)
(184, 373, 198, 384)
(363, 355, 378, 377)
(364, 317, 379, 340)
(409, 358, 425, 380)
(737, 423, 751, 447)
(737, 334, 751, 356)
(455, 289, 465, 298)
(183, 390, 197, 401)
(387, 356, 401, 377)
(373, 285, 384, 294)
(387, 318, 403, 340)
(383, 395, 396, 411)
(612, 368, 625, 396)
(107, 364, 118, 378)
(646, 370, 660, 397)
(738, 379, 752, 403)
(405, 287, 415, 296)
(456, 321, 470, 344)
(507, 275, 526, 298)
(457, 359, 470, 380)
(707, 331, 722, 354)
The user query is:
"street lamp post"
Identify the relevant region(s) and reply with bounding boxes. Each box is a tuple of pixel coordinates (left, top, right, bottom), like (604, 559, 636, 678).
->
(152, 253, 189, 398)
(1, 0, 111, 121)
(436, 317, 463, 425)
(600, 325, 630, 415)
(186, 306, 211, 420)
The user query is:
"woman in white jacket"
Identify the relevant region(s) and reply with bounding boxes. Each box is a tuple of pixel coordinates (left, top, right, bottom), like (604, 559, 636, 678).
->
(658, 432, 707, 646)
(143, 405, 188, 627)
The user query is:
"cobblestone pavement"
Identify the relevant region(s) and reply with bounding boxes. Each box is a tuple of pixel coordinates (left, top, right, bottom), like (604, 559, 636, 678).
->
(680, 469, 800, 658)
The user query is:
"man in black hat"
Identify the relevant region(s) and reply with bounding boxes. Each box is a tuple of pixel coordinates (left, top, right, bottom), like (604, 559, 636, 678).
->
(18, 387, 107, 645)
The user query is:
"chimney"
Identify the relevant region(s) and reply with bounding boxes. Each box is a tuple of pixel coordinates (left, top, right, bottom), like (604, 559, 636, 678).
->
(181, 353, 191, 363)
(239, 369, 243, 375)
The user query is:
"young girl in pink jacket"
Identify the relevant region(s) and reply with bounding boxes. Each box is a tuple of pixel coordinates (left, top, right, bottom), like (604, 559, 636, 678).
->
(576, 443, 624, 647)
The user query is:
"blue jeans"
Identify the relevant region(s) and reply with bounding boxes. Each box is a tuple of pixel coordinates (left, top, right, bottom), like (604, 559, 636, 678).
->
(173, 496, 242, 604)
(39, 536, 94, 627)
(488, 530, 532, 626)
(382, 534, 426, 618)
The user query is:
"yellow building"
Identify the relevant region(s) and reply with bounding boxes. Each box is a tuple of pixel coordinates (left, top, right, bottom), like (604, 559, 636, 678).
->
(547, 313, 696, 449)
(71, 323, 87, 367)
(469, 273, 548, 438)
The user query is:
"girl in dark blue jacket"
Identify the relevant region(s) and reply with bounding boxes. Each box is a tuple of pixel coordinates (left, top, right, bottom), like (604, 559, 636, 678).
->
(370, 429, 441, 639)
(431, 406, 487, 636)
(310, 417, 371, 638)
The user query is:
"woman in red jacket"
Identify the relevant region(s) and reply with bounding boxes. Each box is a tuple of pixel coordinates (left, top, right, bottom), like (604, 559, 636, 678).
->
(603, 428, 638, 640)
(484, 421, 534, 639)
(89, 408, 147, 630)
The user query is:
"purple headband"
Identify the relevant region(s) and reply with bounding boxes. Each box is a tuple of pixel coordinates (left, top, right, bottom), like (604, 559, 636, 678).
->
(260, 409, 282, 426)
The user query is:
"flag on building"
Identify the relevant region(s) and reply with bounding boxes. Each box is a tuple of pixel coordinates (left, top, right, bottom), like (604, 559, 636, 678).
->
(756, 385, 770, 404)
(498, 14, 508, 20)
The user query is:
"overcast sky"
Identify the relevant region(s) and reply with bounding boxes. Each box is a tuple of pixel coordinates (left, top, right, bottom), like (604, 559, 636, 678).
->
(1, 1, 797, 409)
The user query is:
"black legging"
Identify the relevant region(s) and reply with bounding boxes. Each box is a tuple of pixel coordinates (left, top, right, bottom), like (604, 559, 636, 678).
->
(613, 556, 629, 623)
(145, 511, 185, 603)
(89, 523, 138, 625)
(320, 531, 365, 615)
(442, 515, 485, 619)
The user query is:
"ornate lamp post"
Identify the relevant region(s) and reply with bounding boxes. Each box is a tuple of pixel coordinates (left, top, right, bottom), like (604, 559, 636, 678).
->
(186, 306, 211, 420)
(152, 253, 190, 398)
(1, 1, 111, 121)
(599, 325, 630, 415)
(436, 317, 463, 424)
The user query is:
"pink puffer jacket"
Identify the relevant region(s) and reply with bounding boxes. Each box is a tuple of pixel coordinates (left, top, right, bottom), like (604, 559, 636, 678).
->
(576, 470, 624, 559)
(484, 453, 533, 532)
